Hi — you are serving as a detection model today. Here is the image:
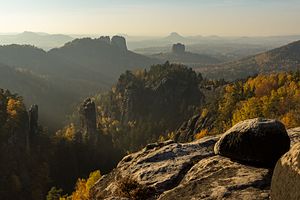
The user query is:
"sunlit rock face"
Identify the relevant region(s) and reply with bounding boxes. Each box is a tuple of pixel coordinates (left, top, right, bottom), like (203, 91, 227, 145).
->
(271, 141, 300, 200)
(90, 119, 300, 200)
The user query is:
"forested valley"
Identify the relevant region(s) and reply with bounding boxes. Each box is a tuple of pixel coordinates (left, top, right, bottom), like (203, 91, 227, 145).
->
(1, 56, 300, 199)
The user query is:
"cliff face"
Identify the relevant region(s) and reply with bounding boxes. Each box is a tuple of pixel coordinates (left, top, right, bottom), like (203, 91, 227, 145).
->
(172, 43, 185, 54)
(79, 98, 97, 143)
(111, 36, 128, 53)
(90, 121, 300, 200)
(29, 104, 39, 138)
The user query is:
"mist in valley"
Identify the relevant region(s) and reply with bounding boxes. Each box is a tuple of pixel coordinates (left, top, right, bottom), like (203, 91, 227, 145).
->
(0, 1, 300, 199)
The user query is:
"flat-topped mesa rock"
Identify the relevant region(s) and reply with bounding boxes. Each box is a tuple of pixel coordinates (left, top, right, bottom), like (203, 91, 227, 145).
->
(172, 43, 185, 54)
(111, 35, 128, 52)
(90, 119, 300, 200)
(79, 98, 97, 143)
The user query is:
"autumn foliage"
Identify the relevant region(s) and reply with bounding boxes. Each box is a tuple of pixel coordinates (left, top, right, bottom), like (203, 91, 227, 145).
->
(210, 71, 300, 133)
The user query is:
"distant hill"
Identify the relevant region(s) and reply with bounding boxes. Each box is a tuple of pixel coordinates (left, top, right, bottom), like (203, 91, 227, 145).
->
(130, 33, 300, 62)
(128, 32, 300, 50)
(0, 35, 159, 87)
(197, 40, 300, 80)
(0, 36, 159, 130)
(49, 37, 158, 78)
(150, 43, 220, 66)
(0, 31, 73, 50)
(163, 32, 186, 42)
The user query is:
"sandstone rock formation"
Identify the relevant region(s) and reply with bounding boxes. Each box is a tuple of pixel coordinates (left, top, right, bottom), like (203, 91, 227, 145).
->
(175, 113, 214, 143)
(159, 156, 271, 200)
(91, 136, 220, 199)
(172, 43, 185, 54)
(214, 118, 290, 167)
(79, 98, 97, 143)
(287, 127, 300, 145)
(99, 36, 110, 44)
(271, 142, 300, 200)
(28, 104, 39, 138)
(111, 36, 127, 52)
(90, 124, 299, 199)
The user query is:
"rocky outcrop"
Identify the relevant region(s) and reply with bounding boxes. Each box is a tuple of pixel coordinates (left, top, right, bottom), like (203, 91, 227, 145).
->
(214, 118, 290, 167)
(159, 156, 272, 200)
(28, 104, 39, 138)
(79, 98, 97, 143)
(174, 114, 202, 142)
(111, 36, 127, 52)
(172, 43, 185, 54)
(271, 142, 300, 200)
(99, 36, 110, 44)
(91, 136, 219, 199)
(91, 120, 300, 200)
(115, 63, 204, 126)
(287, 127, 300, 145)
(175, 112, 214, 143)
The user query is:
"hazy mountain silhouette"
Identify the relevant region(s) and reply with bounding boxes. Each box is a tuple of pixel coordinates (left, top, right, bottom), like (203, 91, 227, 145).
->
(164, 32, 186, 42)
(48, 37, 159, 78)
(151, 43, 220, 65)
(130, 33, 300, 61)
(0, 31, 73, 50)
(197, 40, 300, 80)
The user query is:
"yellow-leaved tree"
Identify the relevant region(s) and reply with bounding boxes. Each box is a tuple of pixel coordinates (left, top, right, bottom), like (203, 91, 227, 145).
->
(6, 97, 26, 129)
(60, 170, 101, 200)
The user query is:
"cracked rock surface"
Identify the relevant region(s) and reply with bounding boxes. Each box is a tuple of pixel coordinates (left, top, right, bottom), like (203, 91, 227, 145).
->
(91, 129, 300, 200)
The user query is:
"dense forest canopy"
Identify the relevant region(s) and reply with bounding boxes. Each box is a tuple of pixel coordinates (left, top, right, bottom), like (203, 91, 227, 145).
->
(194, 71, 300, 137)
(0, 89, 122, 200)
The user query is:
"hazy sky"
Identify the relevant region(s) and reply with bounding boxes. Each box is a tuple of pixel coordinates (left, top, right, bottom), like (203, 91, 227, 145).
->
(1, 0, 300, 36)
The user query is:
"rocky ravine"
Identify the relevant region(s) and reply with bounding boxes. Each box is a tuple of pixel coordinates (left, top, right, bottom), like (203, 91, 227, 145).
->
(91, 120, 300, 200)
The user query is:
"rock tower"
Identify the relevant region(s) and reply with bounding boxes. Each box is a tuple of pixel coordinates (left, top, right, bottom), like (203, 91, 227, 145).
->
(79, 98, 97, 143)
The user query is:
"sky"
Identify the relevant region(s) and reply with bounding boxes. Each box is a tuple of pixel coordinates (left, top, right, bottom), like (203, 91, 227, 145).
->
(0, 0, 300, 36)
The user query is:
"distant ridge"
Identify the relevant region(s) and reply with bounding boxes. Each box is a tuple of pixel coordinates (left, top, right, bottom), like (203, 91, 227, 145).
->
(0, 31, 73, 50)
(151, 43, 220, 65)
(197, 40, 300, 80)
(164, 32, 186, 42)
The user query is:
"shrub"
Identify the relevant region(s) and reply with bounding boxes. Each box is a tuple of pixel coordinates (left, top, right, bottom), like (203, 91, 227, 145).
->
(117, 176, 156, 200)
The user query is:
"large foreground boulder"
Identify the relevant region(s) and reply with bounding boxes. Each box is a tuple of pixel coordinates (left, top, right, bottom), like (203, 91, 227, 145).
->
(214, 118, 290, 167)
(271, 142, 300, 200)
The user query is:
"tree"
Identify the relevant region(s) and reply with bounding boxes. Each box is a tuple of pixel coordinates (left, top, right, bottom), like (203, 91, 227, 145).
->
(46, 187, 64, 200)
